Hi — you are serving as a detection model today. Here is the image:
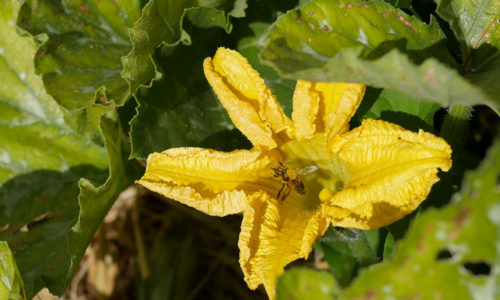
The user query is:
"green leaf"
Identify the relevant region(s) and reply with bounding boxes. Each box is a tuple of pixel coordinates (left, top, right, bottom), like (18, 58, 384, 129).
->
(276, 268, 339, 300)
(353, 88, 441, 133)
(0, 166, 106, 298)
(129, 29, 251, 159)
(0, 2, 131, 297)
(0, 241, 25, 300)
(68, 115, 132, 292)
(436, 0, 500, 55)
(383, 232, 396, 259)
(0, 0, 107, 184)
(0, 115, 131, 299)
(263, 0, 449, 67)
(341, 138, 500, 299)
(121, 0, 247, 98)
(261, 0, 500, 108)
(17, 0, 141, 110)
(435, 0, 500, 108)
(315, 228, 378, 286)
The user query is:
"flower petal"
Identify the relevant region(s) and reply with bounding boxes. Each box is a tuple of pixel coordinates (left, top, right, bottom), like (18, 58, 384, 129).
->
(322, 119, 452, 229)
(204, 48, 292, 148)
(291, 80, 320, 140)
(137, 147, 282, 216)
(238, 192, 328, 299)
(203, 48, 291, 149)
(291, 80, 365, 141)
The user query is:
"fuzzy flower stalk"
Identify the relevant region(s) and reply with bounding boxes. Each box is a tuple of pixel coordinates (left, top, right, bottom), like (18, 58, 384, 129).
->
(137, 48, 451, 299)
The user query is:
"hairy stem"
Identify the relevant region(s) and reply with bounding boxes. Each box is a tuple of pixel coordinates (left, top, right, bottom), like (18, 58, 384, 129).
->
(439, 105, 471, 151)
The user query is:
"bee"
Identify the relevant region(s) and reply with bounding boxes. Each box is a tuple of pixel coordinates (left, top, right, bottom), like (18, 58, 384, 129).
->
(271, 162, 306, 201)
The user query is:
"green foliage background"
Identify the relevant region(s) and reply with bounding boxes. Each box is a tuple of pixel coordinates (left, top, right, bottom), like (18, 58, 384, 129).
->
(0, 0, 498, 299)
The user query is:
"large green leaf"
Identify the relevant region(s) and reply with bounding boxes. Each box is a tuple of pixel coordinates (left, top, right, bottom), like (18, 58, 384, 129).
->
(129, 28, 251, 159)
(436, 0, 500, 56)
(17, 0, 141, 110)
(0, 115, 131, 298)
(261, 0, 500, 108)
(262, 0, 450, 68)
(0, 2, 132, 297)
(0, 242, 25, 300)
(121, 0, 247, 98)
(0, 0, 107, 184)
(0, 166, 106, 298)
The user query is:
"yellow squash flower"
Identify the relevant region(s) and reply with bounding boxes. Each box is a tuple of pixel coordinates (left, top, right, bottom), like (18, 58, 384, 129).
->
(137, 48, 452, 299)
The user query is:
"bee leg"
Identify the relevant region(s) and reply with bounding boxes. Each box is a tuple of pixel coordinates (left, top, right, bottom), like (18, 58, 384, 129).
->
(277, 184, 291, 203)
(277, 184, 285, 199)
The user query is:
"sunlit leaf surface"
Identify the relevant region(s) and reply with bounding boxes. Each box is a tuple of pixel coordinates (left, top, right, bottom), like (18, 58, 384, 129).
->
(0, 0, 107, 184)
(0, 241, 25, 300)
(261, 0, 500, 108)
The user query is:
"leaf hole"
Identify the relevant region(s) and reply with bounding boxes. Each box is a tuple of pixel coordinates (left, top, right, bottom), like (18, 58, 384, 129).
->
(0, 223, 9, 232)
(462, 261, 491, 276)
(26, 213, 55, 230)
(436, 248, 453, 261)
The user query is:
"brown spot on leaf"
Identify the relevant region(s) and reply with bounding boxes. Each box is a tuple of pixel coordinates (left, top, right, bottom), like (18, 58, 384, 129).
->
(417, 236, 426, 252)
(309, 10, 315, 15)
(398, 15, 414, 31)
(364, 290, 377, 300)
(424, 224, 436, 233)
(454, 208, 471, 228)
(78, 3, 92, 14)
(448, 208, 471, 239)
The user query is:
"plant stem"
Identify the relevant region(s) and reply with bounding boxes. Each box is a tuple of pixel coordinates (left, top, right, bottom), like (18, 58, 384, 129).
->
(439, 105, 471, 151)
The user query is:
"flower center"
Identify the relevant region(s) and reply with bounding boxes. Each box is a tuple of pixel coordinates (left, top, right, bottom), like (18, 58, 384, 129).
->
(274, 132, 346, 209)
